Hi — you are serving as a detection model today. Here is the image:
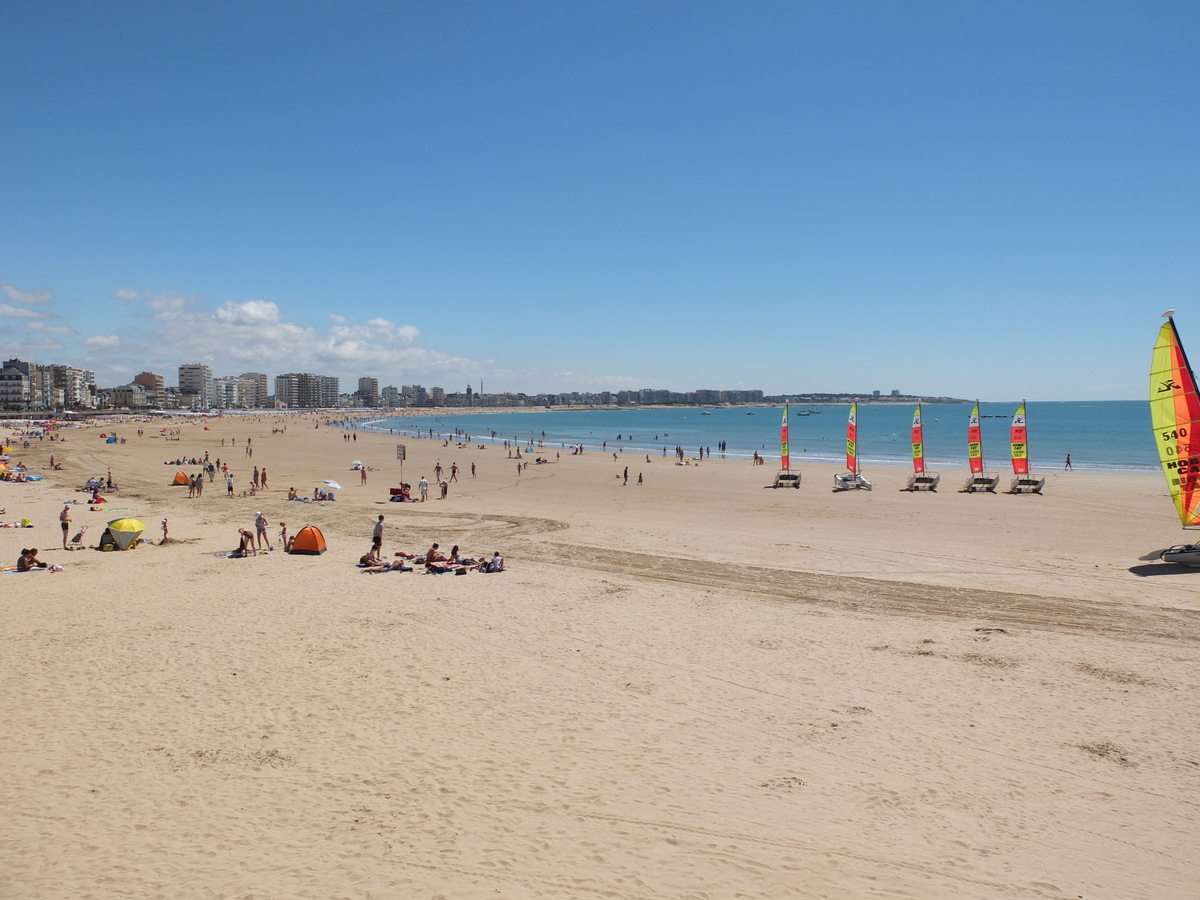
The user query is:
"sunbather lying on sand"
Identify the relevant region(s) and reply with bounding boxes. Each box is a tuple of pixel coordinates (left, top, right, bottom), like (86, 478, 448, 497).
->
(362, 560, 414, 573)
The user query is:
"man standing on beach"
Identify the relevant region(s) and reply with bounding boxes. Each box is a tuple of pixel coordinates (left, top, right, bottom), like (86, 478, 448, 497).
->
(227, 472, 234, 497)
(471, 462, 476, 478)
(419, 476, 428, 501)
(372, 515, 385, 553)
(60, 504, 71, 549)
(623, 466, 628, 485)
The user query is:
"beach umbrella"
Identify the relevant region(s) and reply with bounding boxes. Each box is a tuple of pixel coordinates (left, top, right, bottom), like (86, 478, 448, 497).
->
(351, 460, 362, 467)
(106, 518, 145, 550)
(324, 479, 343, 490)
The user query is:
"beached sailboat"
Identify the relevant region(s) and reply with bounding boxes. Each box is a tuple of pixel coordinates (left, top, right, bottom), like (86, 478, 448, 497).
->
(772, 402, 800, 488)
(962, 401, 999, 492)
(1008, 401, 1045, 493)
(906, 402, 939, 490)
(834, 403, 871, 490)
(1145, 312, 1200, 564)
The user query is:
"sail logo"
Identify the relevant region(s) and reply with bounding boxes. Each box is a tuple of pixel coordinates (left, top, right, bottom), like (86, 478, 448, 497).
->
(1159, 378, 1183, 393)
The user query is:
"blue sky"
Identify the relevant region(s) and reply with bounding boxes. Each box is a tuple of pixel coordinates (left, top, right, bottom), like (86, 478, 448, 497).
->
(2, 1, 1196, 400)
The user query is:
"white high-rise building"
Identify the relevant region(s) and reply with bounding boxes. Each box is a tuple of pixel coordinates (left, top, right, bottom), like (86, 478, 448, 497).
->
(179, 364, 213, 408)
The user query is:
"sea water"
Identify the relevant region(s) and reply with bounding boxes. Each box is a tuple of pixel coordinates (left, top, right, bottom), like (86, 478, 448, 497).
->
(362, 401, 1157, 473)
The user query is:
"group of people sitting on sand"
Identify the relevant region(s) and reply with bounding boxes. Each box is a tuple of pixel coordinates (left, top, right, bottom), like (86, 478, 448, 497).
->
(359, 542, 504, 575)
(284, 486, 335, 502)
(16, 548, 62, 572)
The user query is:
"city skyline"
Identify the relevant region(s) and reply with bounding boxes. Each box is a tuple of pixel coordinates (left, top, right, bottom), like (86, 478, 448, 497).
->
(2, 2, 1196, 401)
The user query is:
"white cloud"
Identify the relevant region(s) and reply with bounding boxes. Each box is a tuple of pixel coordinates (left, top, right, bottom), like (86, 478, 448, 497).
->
(2, 282, 54, 305)
(46, 285, 649, 393)
(23, 321, 76, 335)
(0, 336, 67, 357)
(214, 299, 282, 326)
(0, 303, 48, 319)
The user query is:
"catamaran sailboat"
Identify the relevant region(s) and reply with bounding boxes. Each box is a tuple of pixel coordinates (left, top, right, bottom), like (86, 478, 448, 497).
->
(772, 402, 800, 488)
(962, 401, 1000, 492)
(834, 403, 871, 490)
(1145, 312, 1200, 564)
(1007, 402, 1045, 493)
(906, 402, 939, 490)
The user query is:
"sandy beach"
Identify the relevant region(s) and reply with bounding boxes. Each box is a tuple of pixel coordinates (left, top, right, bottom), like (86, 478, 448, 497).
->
(2, 414, 1198, 899)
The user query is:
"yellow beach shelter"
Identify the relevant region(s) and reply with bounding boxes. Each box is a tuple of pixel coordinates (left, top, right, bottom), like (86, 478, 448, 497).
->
(106, 518, 145, 550)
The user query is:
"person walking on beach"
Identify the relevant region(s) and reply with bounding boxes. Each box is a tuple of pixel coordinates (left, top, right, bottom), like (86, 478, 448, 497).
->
(471, 462, 476, 478)
(260, 468, 267, 490)
(449, 462, 458, 482)
(195, 473, 203, 497)
(623, 466, 628, 485)
(227, 473, 234, 497)
(434, 462, 443, 482)
(372, 515, 385, 553)
(419, 476, 428, 501)
(60, 505, 70, 549)
(1065, 454, 1073, 470)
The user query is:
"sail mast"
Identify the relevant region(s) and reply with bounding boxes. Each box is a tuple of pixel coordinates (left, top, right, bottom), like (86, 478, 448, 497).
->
(968, 401, 984, 474)
(1011, 401, 1029, 475)
(781, 402, 790, 473)
(912, 403, 925, 475)
(846, 403, 858, 476)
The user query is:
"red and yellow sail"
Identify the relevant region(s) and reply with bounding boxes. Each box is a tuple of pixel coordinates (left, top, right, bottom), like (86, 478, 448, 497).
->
(1151, 318, 1200, 526)
(781, 402, 790, 472)
(911, 403, 925, 474)
(1010, 402, 1029, 475)
(967, 402, 983, 474)
(846, 403, 858, 474)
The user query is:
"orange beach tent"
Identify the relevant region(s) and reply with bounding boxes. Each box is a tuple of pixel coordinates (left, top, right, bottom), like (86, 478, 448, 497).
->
(290, 525, 326, 555)
(171, 471, 190, 485)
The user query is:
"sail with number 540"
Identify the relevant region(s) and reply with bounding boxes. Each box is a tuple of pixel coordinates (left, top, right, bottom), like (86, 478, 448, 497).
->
(1150, 316, 1200, 527)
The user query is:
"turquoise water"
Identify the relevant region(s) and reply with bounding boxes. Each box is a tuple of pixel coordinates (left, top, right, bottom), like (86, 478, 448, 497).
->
(361, 401, 1158, 473)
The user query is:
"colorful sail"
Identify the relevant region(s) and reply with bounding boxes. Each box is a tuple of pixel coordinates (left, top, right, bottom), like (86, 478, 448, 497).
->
(911, 404, 925, 474)
(1151, 318, 1200, 526)
(845, 403, 858, 474)
(967, 402, 983, 474)
(1011, 402, 1029, 475)
(781, 402, 790, 472)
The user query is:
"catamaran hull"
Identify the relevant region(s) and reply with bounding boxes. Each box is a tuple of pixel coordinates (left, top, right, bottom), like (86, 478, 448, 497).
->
(834, 473, 872, 491)
(1160, 545, 1200, 566)
(1009, 475, 1046, 494)
(906, 473, 939, 491)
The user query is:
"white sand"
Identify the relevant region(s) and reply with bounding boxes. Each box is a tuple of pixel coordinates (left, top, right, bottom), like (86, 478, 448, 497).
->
(2, 414, 1197, 899)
